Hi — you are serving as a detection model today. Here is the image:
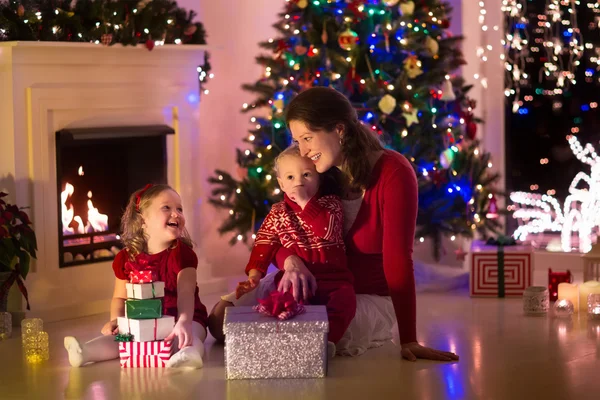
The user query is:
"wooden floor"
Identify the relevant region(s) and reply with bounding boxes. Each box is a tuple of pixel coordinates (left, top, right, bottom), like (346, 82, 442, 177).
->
(1, 291, 600, 400)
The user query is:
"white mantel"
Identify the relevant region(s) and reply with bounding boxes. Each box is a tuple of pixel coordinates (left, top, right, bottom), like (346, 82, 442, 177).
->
(0, 42, 227, 322)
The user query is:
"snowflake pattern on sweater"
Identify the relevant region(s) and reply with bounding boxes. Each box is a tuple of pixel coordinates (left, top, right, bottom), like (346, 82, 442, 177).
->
(245, 194, 348, 280)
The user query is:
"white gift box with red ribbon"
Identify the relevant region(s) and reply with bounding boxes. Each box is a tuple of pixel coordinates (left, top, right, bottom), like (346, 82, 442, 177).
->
(126, 281, 165, 300)
(117, 316, 174, 342)
(119, 341, 172, 368)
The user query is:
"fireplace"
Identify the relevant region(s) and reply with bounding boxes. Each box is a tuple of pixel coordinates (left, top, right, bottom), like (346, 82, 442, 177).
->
(55, 125, 174, 268)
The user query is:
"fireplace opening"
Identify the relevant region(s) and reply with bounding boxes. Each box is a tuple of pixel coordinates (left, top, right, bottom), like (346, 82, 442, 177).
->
(56, 125, 174, 268)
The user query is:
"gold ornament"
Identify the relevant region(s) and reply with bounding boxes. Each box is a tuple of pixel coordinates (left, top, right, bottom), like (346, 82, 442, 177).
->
(383, 0, 400, 6)
(403, 55, 423, 79)
(403, 107, 419, 127)
(297, 0, 309, 8)
(440, 79, 456, 101)
(273, 99, 285, 110)
(338, 28, 359, 51)
(378, 95, 397, 115)
(17, 4, 25, 17)
(399, 1, 415, 16)
(295, 45, 308, 56)
(425, 36, 439, 56)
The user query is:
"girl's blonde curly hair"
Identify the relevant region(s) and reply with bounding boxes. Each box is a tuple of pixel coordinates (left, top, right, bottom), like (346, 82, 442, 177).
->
(120, 184, 193, 259)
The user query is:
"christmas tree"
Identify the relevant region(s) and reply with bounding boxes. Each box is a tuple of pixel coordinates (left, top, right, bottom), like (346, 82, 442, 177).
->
(208, 0, 501, 260)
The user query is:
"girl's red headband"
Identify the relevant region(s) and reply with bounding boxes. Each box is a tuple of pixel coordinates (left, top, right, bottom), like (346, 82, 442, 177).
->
(135, 184, 154, 212)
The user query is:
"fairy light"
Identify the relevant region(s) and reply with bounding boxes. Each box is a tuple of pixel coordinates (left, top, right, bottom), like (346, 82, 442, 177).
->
(511, 134, 600, 253)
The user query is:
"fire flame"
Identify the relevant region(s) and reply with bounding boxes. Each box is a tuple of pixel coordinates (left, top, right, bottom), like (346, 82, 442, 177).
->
(61, 167, 108, 235)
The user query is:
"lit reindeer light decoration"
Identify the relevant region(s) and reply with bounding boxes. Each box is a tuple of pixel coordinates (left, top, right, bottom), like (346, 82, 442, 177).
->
(510, 133, 600, 253)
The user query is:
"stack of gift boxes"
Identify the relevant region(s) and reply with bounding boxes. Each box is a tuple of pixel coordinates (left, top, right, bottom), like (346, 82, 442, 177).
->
(117, 271, 174, 368)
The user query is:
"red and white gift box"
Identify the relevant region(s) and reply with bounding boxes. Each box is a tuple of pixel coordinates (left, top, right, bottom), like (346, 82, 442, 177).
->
(470, 240, 533, 297)
(130, 270, 158, 284)
(119, 341, 172, 368)
(117, 316, 175, 342)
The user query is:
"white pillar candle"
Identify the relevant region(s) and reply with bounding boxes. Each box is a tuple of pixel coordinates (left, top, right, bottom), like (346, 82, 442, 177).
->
(558, 282, 579, 311)
(579, 281, 600, 312)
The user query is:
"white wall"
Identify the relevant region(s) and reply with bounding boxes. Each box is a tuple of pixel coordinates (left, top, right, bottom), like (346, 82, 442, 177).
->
(193, 1, 282, 278)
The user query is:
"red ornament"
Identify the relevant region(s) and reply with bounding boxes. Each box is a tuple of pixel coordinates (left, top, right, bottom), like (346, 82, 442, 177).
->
(307, 45, 317, 57)
(486, 194, 498, 219)
(431, 169, 448, 188)
(455, 247, 467, 261)
(17, 4, 25, 17)
(145, 39, 155, 51)
(440, 19, 450, 29)
(101, 33, 113, 46)
(466, 121, 477, 140)
(548, 269, 572, 302)
(347, 0, 366, 19)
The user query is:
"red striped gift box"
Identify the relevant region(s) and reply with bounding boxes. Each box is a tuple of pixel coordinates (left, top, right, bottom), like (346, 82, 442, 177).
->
(119, 341, 171, 368)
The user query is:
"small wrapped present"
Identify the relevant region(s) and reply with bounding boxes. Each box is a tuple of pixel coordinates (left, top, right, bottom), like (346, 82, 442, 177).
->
(470, 237, 533, 298)
(117, 316, 175, 342)
(126, 282, 165, 300)
(224, 303, 328, 380)
(130, 270, 158, 284)
(125, 299, 162, 319)
(118, 340, 172, 368)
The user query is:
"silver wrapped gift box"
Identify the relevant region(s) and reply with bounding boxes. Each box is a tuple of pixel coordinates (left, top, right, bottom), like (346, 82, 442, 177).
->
(224, 305, 329, 379)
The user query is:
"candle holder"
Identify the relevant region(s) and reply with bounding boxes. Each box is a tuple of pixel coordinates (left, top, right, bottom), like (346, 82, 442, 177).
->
(523, 286, 549, 316)
(24, 331, 49, 364)
(21, 318, 43, 344)
(0, 312, 11, 340)
(553, 299, 575, 318)
(579, 281, 600, 312)
(587, 293, 600, 320)
(548, 269, 572, 302)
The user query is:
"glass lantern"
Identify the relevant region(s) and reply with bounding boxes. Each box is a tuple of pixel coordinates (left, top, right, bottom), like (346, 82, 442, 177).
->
(587, 293, 600, 320)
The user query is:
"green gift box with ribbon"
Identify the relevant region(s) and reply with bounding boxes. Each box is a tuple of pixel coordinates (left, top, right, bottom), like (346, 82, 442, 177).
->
(126, 281, 165, 300)
(125, 299, 162, 319)
(470, 236, 533, 298)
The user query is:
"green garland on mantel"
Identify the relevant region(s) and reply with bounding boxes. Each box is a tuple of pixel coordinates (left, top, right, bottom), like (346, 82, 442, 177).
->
(0, 0, 211, 87)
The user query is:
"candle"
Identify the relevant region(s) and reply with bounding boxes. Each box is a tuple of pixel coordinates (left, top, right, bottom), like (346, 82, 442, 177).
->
(558, 282, 579, 311)
(579, 281, 600, 312)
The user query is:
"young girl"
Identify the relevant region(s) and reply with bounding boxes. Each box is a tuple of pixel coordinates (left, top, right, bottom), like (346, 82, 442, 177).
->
(64, 184, 208, 369)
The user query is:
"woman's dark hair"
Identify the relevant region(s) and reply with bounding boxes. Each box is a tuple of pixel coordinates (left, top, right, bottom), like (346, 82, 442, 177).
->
(285, 87, 383, 191)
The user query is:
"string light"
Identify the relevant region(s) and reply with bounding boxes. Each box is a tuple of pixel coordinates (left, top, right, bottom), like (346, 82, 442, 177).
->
(511, 133, 600, 253)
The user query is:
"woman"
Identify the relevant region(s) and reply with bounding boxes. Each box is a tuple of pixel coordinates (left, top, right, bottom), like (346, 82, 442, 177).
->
(209, 87, 458, 362)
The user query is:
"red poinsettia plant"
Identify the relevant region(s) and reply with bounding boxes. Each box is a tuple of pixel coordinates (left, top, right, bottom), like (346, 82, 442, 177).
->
(0, 192, 37, 310)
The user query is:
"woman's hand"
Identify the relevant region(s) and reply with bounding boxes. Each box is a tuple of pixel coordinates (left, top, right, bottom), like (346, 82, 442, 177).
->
(400, 342, 459, 362)
(277, 255, 317, 302)
(165, 319, 194, 349)
(101, 319, 119, 336)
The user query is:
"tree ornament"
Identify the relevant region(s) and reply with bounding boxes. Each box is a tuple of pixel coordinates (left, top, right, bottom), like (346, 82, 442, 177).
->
(184, 25, 197, 35)
(17, 5, 25, 17)
(295, 44, 308, 56)
(307, 45, 317, 57)
(466, 121, 477, 140)
(403, 55, 423, 79)
(296, 0, 309, 8)
(145, 39, 155, 51)
(486, 194, 499, 219)
(425, 36, 439, 56)
(440, 79, 456, 101)
(378, 94, 397, 115)
(383, 31, 390, 53)
(439, 148, 455, 169)
(321, 23, 328, 44)
(431, 169, 448, 188)
(399, 1, 415, 16)
(383, 0, 400, 6)
(338, 28, 359, 51)
(403, 107, 419, 127)
(273, 99, 285, 110)
(440, 19, 450, 29)
(101, 33, 113, 46)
